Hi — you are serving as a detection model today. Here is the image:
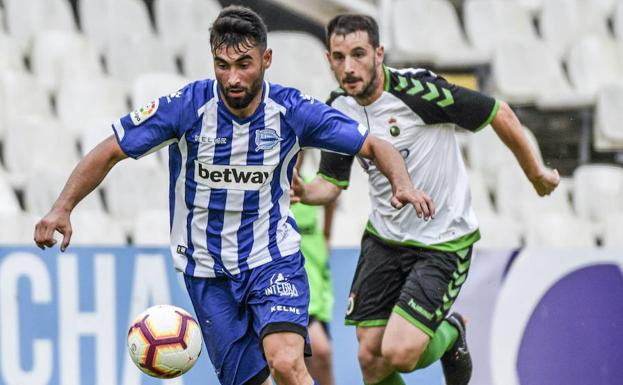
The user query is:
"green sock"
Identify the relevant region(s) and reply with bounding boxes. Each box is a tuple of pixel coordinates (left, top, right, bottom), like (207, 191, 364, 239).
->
(415, 320, 458, 369)
(366, 372, 406, 385)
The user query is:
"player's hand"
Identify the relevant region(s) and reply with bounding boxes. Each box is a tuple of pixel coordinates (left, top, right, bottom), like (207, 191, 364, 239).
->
(290, 168, 305, 204)
(530, 167, 560, 196)
(391, 187, 435, 220)
(34, 208, 73, 252)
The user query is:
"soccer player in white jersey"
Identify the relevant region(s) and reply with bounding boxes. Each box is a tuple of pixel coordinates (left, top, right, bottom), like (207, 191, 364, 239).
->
(291, 14, 560, 385)
(33, 6, 435, 385)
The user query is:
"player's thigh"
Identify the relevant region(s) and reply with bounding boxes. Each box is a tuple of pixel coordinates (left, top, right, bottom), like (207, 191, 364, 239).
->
(308, 318, 332, 359)
(247, 251, 311, 355)
(183, 275, 269, 385)
(356, 325, 385, 357)
(394, 246, 473, 338)
(346, 233, 410, 326)
(382, 311, 430, 357)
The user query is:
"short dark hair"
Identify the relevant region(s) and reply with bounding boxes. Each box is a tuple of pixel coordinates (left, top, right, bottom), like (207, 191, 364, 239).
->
(210, 5, 268, 53)
(325, 14, 380, 49)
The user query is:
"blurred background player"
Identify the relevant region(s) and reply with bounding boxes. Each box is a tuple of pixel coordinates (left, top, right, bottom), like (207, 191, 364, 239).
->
(33, 6, 434, 385)
(292, 13, 560, 385)
(293, 151, 336, 385)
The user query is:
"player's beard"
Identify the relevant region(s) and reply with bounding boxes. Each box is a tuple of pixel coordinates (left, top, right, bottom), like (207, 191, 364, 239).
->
(220, 68, 265, 110)
(343, 57, 379, 100)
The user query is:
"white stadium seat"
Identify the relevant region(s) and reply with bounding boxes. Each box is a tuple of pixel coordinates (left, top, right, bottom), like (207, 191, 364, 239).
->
(56, 77, 127, 137)
(0, 35, 24, 72)
(266, 31, 337, 100)
(155, 0, 221, 57)
(22, 168, 104, 217)
(594, 85, 623, 151)
(0, 171, 20, 214)
(389, 0, 487, 69)
(490, 41, 593, 108)
(104, 158, 169, 233)
(567, 36, 623, 98)
(106, 35, 177, 85)
(30, 30, 103, 95)
(615, 0, 623, 41)
(509, 0, 544, 15)
(4, 0, 76, 53)
(69, 210, 127, 245)
(601, 214, 623, 247)
(540, 0, 610, 59)
(3, 116, 78, 188)
(132, 209, 170, 246)
(80, 0, 154, 54)
(79, 116, 120, 156)
(476, 213, 523, 249)
(182, 33, 216, 80)
(524, 213, 596, 247)
(464, 0, 539, 57)
(130, 73, 190, 108)
(0, 212, 38, 245)
(573, 164, 623, 223)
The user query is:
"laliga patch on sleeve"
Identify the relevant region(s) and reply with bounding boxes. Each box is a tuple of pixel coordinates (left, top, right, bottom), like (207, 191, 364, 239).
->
(130, 99, 159, 126)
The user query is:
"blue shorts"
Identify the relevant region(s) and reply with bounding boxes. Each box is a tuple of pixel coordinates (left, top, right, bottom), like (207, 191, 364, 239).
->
(184, 251, 310, 385)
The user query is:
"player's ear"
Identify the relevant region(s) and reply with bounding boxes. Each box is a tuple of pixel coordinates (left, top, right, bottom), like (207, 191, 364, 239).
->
(376, 45, 384, 63)
(263, 48, 272, 69)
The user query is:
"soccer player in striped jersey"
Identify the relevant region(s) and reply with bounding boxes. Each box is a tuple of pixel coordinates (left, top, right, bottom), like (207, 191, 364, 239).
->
(291, 14, 560, 385)
(33, 6, 434, 385)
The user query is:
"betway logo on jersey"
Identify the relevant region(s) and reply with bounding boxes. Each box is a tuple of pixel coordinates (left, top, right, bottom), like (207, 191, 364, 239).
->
(194, 161, 275, 190)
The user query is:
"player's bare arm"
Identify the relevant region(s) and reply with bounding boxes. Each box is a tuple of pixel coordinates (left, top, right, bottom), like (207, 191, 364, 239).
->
(491, 101, 560, 196)
(358, 135, 435, 219)
(291, 168, 342, 205)
(34, 135, 127, 251)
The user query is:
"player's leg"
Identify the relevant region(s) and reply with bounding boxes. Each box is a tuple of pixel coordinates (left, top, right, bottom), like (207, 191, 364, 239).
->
(384, 246, 473, 384)
(306, 318, 334, 385)
(246, 251, 316, 385)
(183, 274, 270, 385)
(346, 233, 409, 385)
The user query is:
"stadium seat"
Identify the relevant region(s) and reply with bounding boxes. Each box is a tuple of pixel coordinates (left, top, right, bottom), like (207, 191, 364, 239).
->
(130, 73, 190, 108)
(573, 164, 623, 223)
(266, 31, 337, 100)
(56, 76, 127, 137)
(567, 36, 623, 98)
(490, 41, 593, 108)
(0, 211, 38, 245)
(3, 116, 78, 188)
(601, 214, 623, 247)
(69, 210, 127, 245)
(79, 116, 120, 156)
(182, 33, 216, 80)
(476, 212, 523, 248)
(615, 0, 623, 41)
(22, 169, 104, 216)
(30, 30, 103, 95)
(80, 0, 154, 54)
(103, 157, 169, 233)
(464, 0, 539, 57)
(132, 209, 170, 246)
(106, 35, 177, 85)
(389, 0, 487, 69)
(4, 0, 76, 53)
(523, 213, 596, 247)
(466, 125, 542, 193)
(540, 0, 610, 60)
(0, 170, 20, 214)
(593, 84, 623, 151)
(0, 71, 53, 141)
(511, 0, 544, 15)
(0, 35, 24, 72)
(154, 0, 221, 57)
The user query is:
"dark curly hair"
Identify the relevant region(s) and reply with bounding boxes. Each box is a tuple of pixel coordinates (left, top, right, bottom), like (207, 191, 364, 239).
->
(210, 5, 268, 53)
(326, 14, 380, 49)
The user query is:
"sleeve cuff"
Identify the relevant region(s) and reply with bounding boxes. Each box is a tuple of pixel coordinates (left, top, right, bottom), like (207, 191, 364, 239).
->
(318, 173, 349, 189)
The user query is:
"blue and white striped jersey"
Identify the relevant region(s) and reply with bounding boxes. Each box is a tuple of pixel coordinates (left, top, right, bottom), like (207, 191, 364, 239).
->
(112, 80, 368, 277)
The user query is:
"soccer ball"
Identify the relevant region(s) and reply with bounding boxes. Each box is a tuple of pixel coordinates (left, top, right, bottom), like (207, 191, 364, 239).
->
(127, 304, 202, 378)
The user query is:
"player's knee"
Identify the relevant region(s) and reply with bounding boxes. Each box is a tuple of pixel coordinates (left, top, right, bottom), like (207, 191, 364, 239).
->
(267, 350, 300, 377)
(357, 344, 379, 371)
(313, 341, 332, 367)
(382, 341, 425, 373)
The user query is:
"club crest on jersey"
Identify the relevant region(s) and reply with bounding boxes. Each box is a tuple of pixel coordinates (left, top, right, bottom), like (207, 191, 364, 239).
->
(131, 99, 159, 126)
(255, 129, 282, 151)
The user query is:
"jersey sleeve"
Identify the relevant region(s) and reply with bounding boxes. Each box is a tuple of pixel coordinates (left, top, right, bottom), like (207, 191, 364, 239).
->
(111, 83, 195, 159)
(387, 68, 500, 132)
(286, 90, 368, 155)
(317, 150, 355, 189)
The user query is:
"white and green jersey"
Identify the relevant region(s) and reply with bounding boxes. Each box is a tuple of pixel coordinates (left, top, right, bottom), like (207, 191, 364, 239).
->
(319, 66, 499, 251)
